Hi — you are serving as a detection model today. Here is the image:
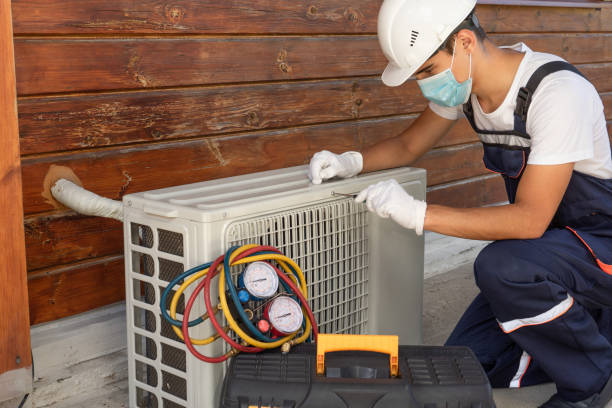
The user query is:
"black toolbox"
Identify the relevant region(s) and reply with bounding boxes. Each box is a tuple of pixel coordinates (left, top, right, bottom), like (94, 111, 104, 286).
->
(219, 344, 495, 408)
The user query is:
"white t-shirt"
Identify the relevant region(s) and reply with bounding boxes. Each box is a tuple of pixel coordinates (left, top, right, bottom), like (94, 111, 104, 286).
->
(429, 43, 612, 179)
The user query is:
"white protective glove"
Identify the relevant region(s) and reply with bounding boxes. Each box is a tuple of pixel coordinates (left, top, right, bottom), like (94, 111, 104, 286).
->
(308, 150, 363, 185)
(355, 179, 427, 235)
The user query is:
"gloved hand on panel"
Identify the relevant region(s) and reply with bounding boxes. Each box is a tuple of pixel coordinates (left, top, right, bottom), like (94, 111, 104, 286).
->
(356, 179, 427, 235)
(308, 150, 363, 185)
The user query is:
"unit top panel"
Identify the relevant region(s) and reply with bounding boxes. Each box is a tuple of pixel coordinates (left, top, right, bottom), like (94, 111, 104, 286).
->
(123, 165, 425, 222)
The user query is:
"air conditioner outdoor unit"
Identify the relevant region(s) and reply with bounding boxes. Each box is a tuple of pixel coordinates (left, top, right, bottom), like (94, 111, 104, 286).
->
(122, 165, 426, 408)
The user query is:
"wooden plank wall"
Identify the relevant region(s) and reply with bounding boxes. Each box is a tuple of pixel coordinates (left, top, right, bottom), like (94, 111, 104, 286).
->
(0, 0, 31, 377)
(12, 0, 612, 324)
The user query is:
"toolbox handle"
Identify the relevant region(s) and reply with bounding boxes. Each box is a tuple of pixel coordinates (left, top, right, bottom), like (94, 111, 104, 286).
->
(316, 334, 399, 377)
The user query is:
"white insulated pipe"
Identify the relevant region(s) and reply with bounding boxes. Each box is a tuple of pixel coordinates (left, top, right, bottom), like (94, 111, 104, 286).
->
(51, 178, 124, 221)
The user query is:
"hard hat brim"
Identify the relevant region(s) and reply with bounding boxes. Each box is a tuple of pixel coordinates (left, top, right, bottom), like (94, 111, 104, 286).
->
(381, 62, 416, 87)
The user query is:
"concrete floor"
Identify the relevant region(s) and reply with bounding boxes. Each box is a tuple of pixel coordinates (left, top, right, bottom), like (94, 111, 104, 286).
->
(16, 248, 612, 408)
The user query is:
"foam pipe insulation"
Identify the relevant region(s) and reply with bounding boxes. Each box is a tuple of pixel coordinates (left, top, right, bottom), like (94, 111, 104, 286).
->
(51, 178, 123, 221)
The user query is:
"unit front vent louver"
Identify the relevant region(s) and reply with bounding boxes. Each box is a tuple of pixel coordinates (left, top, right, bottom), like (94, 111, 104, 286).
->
(123, 165, 426, 408)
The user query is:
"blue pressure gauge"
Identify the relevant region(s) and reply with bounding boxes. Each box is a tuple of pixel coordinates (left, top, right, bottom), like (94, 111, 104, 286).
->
(239, 261, 279, 300)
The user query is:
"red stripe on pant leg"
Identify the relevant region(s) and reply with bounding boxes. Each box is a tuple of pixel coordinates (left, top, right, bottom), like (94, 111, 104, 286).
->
(566, 227, 612, 276)
(597, 259, 612, 275)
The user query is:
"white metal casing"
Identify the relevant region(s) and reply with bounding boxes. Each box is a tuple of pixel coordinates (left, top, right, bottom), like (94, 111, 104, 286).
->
(122, 165, 426, 408)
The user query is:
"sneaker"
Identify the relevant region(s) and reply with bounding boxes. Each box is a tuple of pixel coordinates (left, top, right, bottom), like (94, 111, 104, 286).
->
(539, 374, 612, 408)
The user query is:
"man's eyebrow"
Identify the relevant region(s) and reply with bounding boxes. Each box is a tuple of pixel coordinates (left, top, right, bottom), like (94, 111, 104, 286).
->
(414, 64, 434, 76)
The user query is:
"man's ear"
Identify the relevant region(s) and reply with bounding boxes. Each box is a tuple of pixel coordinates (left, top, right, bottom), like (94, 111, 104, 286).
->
(456, 29, 477, 53)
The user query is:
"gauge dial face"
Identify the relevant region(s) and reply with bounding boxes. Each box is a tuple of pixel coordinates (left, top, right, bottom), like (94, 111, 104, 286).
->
(268, 296, 303, 334)
(243, 261, 279, 299)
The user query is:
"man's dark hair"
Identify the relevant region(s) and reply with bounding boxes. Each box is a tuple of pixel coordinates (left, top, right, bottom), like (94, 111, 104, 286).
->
(438, 8, 487, 54)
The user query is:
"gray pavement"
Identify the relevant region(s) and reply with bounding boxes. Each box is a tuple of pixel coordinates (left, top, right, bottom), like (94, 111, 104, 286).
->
(424, 262, 612, 408)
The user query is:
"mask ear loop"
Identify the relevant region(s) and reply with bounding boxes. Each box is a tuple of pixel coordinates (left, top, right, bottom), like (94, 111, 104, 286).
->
(452, 36, 473, 82)
(450, 37, 457, 69)
(468, 52, 472, 80)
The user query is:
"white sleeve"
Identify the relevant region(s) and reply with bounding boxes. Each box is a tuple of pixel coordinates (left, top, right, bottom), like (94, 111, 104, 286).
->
(526, 76, 599, 166)
(428, 101, 462, 121)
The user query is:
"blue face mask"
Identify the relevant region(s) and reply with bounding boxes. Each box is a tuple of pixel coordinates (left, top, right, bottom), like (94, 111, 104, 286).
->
(417, 40, 472, 107)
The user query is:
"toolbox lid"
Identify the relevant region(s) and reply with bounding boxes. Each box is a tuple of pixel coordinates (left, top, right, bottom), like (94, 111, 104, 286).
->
(220, 344, 494, 408)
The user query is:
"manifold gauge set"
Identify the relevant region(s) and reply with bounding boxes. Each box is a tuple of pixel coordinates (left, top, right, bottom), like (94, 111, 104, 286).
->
(160, 244, 318, 363)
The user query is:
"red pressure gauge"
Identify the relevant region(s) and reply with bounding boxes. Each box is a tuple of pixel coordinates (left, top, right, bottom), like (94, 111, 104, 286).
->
(264, 295, 304, 336)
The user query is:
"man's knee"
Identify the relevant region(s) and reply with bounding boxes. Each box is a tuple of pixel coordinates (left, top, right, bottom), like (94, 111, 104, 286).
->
(474, 240, 526, 298)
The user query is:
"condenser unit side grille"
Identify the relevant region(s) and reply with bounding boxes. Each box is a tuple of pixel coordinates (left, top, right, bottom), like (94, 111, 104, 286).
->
(224, 198, 370, 339)
(128, 222, 189, 408)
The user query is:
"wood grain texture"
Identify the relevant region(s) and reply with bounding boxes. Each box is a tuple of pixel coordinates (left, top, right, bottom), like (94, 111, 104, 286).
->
(603, 92, 612, 120)
(18, 78, 426, 155)
(14, 36, 386, 95)
(437, 119, 480, 148)
(15, 0, 612, 324)
(414, 143, 486, 187)
(24, 213, 123, 271)
(20, 117, 487, 216)
(427, 174, 507, 208)
(11, 0, 377, 35)
(14, 34, 612, 95)
(27, 256, 124, 325)
(477, 4, 612, 33)
(580, 63, 612, 93)
(10, 1, 612, 34)
(496, 33, 612, 65)
(17, 63, 611, 156)
(0, 0, 31, 374)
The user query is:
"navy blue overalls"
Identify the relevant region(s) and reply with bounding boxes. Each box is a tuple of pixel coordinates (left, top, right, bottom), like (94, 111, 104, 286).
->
(445, 61, 612, 402)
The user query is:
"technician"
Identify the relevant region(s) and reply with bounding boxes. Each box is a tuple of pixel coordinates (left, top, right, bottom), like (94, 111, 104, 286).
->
(308, 0, 612, 407)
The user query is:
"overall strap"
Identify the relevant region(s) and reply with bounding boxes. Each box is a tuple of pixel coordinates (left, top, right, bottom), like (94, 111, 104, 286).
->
(514, 61, 586, 125)
(463, 60, 586, 137)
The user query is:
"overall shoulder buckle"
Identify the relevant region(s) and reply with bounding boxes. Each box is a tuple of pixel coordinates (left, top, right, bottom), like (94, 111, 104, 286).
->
(515, 87, 532, 122)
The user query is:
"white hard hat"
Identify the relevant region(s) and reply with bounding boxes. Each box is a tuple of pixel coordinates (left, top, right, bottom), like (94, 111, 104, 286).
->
(377, 0, 477, 87)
